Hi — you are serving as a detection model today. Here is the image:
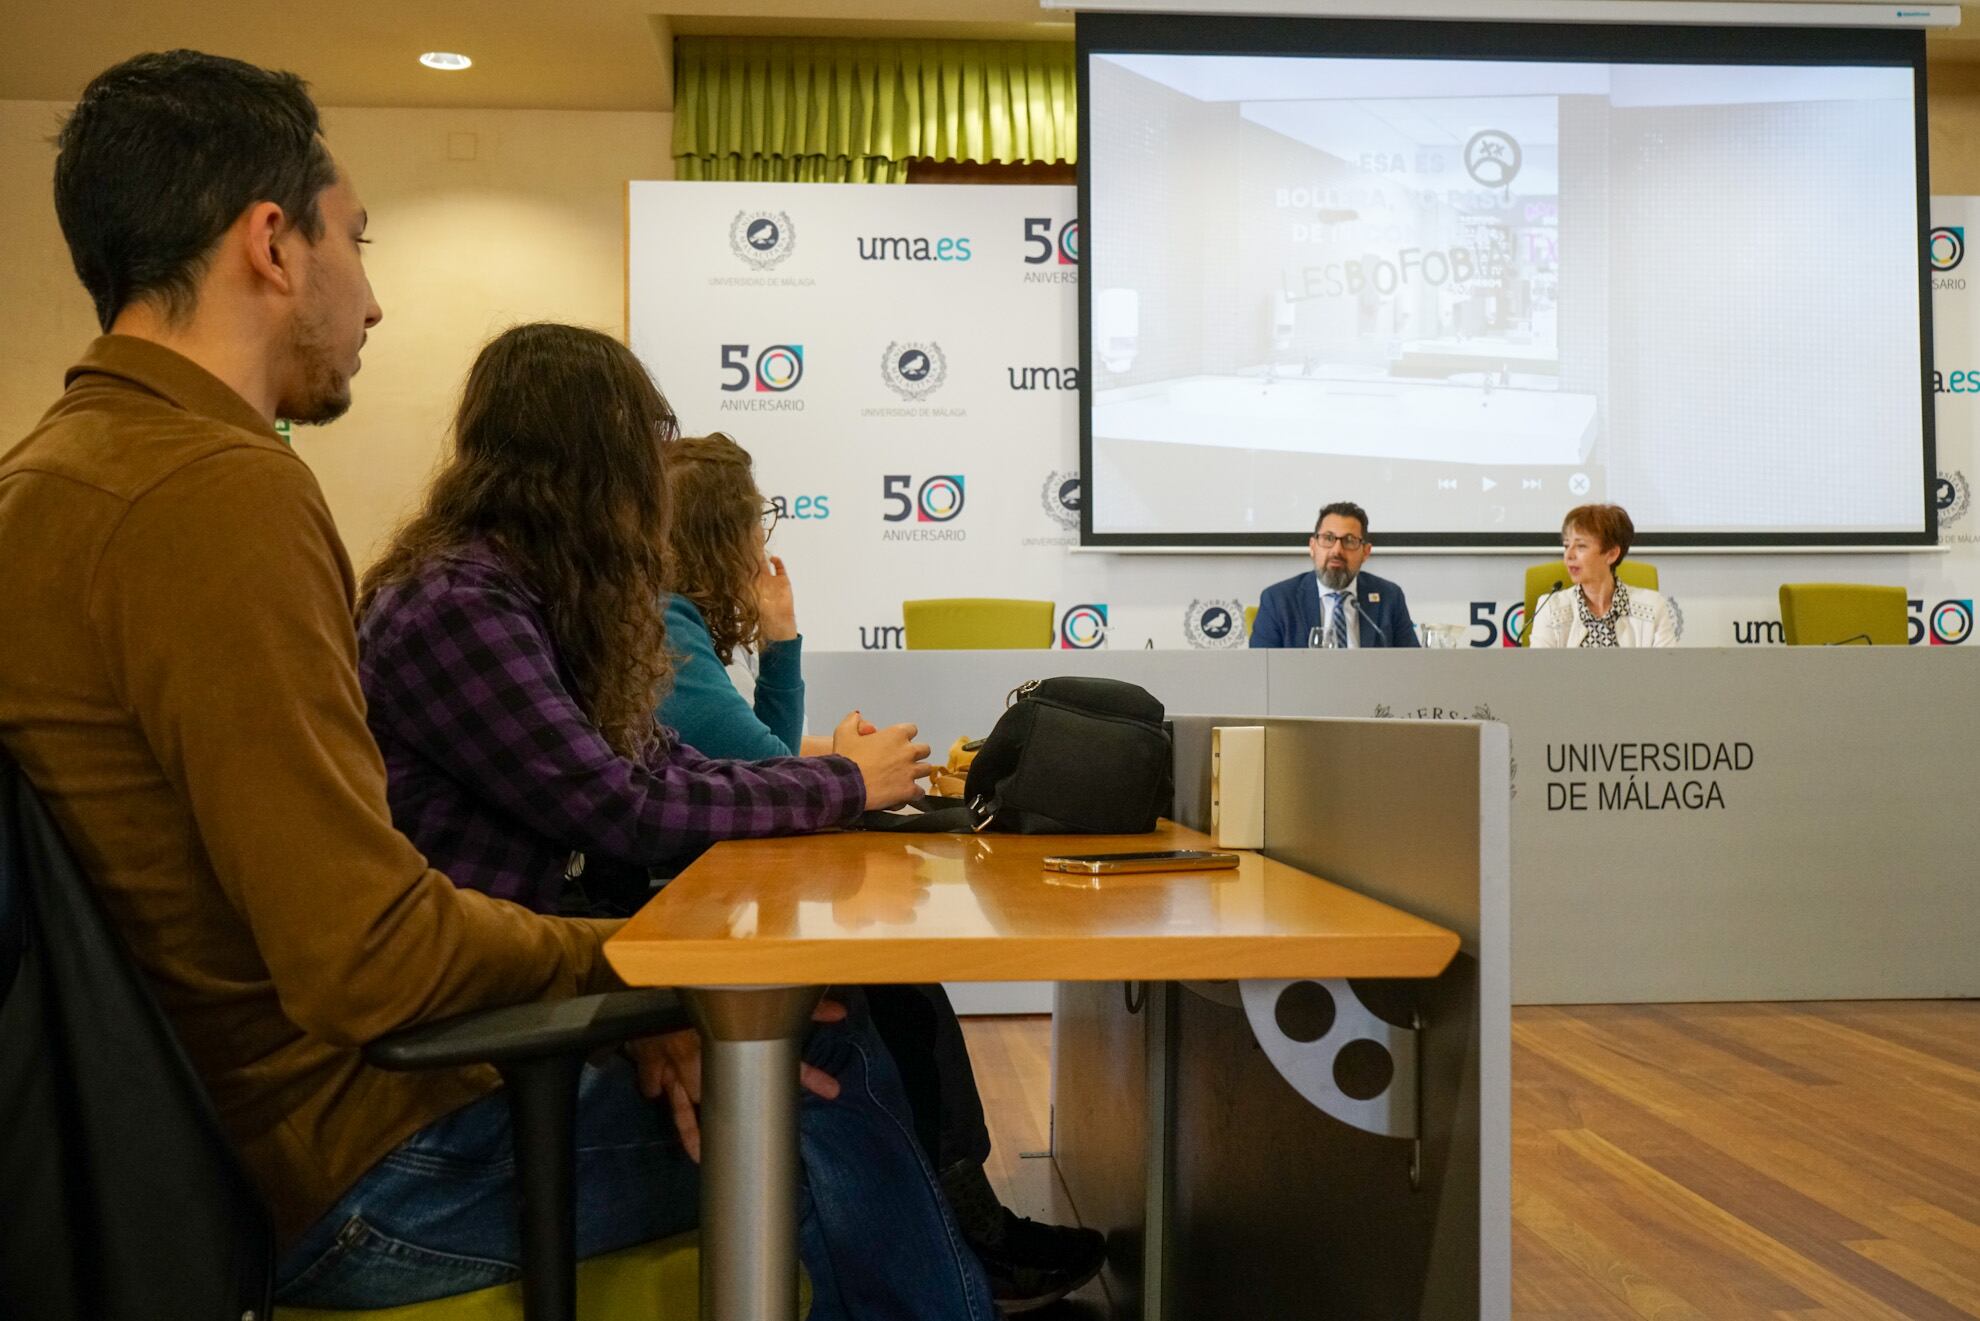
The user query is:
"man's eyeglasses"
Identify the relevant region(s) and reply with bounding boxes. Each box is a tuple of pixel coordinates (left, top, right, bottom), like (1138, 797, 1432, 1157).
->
(760, 500, 782, 539)
(1314, 532, 1367, 551)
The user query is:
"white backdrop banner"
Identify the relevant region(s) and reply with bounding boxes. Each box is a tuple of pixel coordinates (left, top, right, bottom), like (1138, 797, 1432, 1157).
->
(627, 185, 1979, 654)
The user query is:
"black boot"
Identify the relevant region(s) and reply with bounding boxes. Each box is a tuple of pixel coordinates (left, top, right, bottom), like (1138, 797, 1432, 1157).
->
(940, 1159, 1108, 1314)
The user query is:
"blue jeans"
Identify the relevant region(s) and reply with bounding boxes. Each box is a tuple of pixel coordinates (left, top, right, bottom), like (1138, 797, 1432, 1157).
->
(275, 994, 992, 1319)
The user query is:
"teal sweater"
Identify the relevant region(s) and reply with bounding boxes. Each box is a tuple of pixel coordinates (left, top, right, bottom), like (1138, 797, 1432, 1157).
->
(658, 594, 804, 759)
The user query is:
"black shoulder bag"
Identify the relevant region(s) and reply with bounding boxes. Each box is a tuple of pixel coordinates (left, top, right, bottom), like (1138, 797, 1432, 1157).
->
(963, 676, 1172, 833)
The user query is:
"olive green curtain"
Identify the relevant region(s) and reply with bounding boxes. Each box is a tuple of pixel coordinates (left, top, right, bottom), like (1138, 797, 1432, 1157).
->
(672, 37, 1077, 183)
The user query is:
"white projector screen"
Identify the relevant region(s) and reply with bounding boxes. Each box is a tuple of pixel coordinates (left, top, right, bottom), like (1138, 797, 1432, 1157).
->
(1079, 16, 1936, 548)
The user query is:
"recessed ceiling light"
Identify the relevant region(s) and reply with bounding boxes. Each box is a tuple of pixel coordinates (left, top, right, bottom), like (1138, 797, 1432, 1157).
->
(419, 52, 472, 71)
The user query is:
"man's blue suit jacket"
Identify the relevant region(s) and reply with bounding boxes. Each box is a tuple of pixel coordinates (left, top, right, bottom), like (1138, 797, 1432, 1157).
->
(1248, 569, 1421, 649)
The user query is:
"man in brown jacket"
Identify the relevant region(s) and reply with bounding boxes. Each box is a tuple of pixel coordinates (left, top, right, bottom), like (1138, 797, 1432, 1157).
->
(0, 51, 990, 1318)
(0, 43, 622, 1266)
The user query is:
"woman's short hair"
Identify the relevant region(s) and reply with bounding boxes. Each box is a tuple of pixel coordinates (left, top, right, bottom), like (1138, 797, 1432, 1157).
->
(1562, 503, 1634, 564)
(664, 433, 765, 666)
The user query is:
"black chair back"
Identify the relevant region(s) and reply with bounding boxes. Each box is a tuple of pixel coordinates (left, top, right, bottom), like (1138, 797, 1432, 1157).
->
(0, 749, 273, 1320)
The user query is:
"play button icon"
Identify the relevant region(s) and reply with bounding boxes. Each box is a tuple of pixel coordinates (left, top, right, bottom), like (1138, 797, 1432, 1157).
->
(1481, 477, 1497, 492)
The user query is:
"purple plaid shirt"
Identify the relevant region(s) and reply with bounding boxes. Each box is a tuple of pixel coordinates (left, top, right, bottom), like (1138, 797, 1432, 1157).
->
(356, 542, 866, 912)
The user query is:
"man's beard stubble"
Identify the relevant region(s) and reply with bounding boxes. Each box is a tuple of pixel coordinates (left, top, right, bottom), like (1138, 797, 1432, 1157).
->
(1318, 562, 1353, 590)
(282, 303, 354, 426)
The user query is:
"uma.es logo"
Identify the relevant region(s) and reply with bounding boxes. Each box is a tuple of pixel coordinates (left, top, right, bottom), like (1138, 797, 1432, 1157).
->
(859, 624, 904, 650)
(767, 494, 830, 522)
(881, 342, 948, 402)
(1910, 597, 1973, 646)
(730, 210, 796, 270)
(1023, 217, 1079, 266)
(1468, 601, 1526, 648)
(1931, 226, 1965, 273)
(882, 475, 964, 523)
(857, 234, 972, 262)
(1184, 599, 1246, 650)
(1059, 604, 1108, 650)
(719, 344, 803, 392)
(1008, 365, 1080, 392)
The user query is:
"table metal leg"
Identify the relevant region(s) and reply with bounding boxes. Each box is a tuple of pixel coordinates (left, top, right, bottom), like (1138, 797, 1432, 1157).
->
(684, 985, 824, 1321)
(1142, 980, 1178, 1321)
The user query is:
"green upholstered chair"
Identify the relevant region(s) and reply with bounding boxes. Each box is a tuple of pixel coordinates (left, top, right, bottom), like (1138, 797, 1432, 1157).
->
(1778, 583, 1908, 646)
(1520, 560, 1659, 647)
(903, 598, 1054, 649)
(285, 1237, 707, 1321)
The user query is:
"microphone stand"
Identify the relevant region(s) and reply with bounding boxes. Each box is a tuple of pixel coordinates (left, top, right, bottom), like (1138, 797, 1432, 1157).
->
(1348, 594, 1388, 645)
(1529, 579, 1568, 645)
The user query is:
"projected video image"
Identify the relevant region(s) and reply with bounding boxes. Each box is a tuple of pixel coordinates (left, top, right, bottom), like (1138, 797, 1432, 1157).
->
(1086, 53, 1924, 541)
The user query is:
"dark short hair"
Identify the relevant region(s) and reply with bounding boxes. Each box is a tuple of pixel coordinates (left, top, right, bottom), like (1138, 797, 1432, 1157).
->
(54, 50, 337, 331)
(1313, 501, 1370, 537)
(1563, 503, 1635, 564)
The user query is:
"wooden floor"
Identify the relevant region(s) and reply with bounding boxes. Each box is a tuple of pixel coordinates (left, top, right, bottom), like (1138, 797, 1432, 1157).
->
(961, 1000, 1980, 1320)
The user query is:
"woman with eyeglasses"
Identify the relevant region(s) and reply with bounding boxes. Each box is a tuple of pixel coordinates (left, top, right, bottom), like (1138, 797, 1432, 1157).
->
(656, 433, 848, 760)
(656, 431, 1111, 1313)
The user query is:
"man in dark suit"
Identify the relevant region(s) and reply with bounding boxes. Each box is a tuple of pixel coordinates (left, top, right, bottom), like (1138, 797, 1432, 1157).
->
(1249, 501, 1420, 648)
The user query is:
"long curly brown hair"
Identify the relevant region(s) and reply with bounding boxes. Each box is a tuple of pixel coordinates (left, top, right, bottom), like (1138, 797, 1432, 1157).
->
(663, 433, 765, 666)
(359, 323, 678, 756)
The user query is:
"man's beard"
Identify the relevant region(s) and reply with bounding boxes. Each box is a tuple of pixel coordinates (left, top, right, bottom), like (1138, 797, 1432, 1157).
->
(281, 305, 354, 425)
(1318, 563, 1354, 590)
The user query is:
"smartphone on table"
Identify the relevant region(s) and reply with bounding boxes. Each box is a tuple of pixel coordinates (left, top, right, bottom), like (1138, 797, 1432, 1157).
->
(1041, 849, 1241, 876)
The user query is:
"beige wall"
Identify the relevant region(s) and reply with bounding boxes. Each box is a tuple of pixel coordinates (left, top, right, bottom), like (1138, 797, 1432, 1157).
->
(0, 101, 671, 569)
(1930, 63, 1980, 193)
(9, 69, 1980, 565)
(0, 102, 102, 441)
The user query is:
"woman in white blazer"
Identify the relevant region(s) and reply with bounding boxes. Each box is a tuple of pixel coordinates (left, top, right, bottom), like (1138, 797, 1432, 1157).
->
(1528, 503, 1678, 648)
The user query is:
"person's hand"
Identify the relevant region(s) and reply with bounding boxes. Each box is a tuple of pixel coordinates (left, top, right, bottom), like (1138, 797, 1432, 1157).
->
(756, 555, 798, 643)
(832, 710, 931, 810)
(804, 715, 875, 757)
(626, 999, 847, 1161)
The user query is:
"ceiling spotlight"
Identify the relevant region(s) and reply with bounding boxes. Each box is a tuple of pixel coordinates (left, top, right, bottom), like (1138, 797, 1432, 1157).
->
(419, 52, 472, 71)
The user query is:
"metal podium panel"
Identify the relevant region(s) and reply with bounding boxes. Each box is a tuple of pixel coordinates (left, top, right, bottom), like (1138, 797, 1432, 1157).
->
(1053, 979, 1151, 1314)
(1167, 962, 1482, 1319)
(1054, 716, 1510, 1321)
(806, 647, 1980, 1004)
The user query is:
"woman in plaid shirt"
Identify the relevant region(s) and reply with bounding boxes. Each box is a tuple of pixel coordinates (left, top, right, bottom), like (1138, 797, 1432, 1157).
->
(350, 323, 990, 1319)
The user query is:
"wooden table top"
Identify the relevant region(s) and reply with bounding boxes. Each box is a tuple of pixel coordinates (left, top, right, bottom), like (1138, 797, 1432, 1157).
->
(606, 821, 1460, 987)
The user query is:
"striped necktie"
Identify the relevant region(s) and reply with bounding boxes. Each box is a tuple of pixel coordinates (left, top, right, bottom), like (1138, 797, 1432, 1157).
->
(1329, 592, 1350, 648)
